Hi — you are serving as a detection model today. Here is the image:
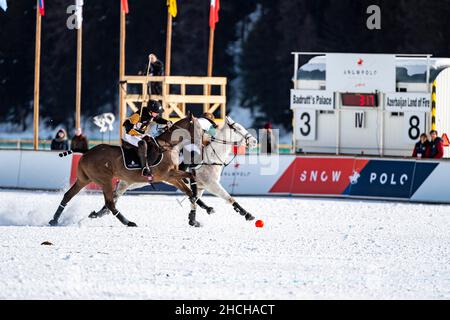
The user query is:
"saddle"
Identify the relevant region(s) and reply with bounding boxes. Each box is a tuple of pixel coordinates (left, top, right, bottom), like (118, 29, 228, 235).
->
(121, 139, 163, 170)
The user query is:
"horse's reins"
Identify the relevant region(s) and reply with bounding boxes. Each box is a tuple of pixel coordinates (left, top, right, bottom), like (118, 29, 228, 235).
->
(210, 121, 253, 146)
(155, 118, 196, 152)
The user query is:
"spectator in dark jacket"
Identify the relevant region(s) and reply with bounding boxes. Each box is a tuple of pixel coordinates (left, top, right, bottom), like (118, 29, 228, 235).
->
(71, 128, 89, 153)
(260, 122, 278, 154)
(51, 129, 69, 151)
(412, 133, 430, 159)
(429, 130, 444, 159)
(138, 53, 164, 95)
(149, 54, 164, 76)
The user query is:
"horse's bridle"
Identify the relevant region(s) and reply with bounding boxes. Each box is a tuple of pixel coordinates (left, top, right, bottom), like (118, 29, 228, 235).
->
(204, 119, 255, 167)
(210, 120, 253, 147)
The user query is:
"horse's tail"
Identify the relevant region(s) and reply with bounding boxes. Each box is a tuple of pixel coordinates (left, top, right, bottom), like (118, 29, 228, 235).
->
(58, 150, 73, 157)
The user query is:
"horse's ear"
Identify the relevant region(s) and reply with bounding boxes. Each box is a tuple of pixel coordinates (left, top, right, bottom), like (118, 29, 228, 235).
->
(187, 111, 193, 120)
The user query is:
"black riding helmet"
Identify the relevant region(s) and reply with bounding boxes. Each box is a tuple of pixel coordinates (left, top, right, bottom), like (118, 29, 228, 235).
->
(147, 100, 163, 114)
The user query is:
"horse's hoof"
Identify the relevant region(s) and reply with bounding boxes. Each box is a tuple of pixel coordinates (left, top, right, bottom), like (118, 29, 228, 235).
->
(88, 211, 98, 219)
(189, 220, 201, 227)
(127, 222, 138, 227)
(206, 207, 215, 215)
(245, 213, 255, 221)
(49, 219, 58, 226)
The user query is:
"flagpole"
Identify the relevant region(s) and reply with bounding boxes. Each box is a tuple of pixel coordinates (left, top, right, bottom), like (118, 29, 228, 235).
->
(119, 2, 126, 140)
(33, 0, 42, 150)
(207, 0, 219, 104)
(204, 27, 215, 112)
(165, 13, 172, 76)
(207, 28, 215, 78)
(75, 24, 82, 130)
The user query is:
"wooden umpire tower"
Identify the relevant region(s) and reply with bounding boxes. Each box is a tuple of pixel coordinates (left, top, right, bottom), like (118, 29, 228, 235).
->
(119, 75, 227, 134)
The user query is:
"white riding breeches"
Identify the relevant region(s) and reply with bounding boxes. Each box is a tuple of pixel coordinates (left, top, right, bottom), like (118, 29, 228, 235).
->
(122, 133, 150, 147)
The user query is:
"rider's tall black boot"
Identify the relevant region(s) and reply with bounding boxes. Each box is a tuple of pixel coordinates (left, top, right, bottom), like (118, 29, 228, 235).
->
(138, 140, 151, 177)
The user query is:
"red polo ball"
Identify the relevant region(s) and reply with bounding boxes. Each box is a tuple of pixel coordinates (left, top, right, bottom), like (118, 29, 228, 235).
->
(255, 220, 264, 228)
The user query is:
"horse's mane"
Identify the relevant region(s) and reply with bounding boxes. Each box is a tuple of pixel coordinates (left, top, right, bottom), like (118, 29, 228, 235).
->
(155, 116, 196, 145)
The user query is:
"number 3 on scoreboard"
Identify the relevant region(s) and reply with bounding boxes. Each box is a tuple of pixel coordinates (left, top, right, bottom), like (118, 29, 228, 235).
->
(297, 110, 316, 141)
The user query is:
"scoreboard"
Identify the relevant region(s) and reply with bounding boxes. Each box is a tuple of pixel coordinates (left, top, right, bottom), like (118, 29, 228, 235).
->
(290, 53, 450, 157)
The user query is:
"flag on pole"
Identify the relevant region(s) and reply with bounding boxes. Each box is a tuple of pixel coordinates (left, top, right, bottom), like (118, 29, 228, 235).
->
(121, 0, 129, 14)
(209, 0, 220, 30)
(167, 0, 177, 18)
(75, 0, 83, 29)
(0, 0, 7, 12)
(38, 0, 45, 16)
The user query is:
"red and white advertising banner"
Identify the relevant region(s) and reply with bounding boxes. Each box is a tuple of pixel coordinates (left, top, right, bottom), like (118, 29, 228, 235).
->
(3, 151, 450, 205)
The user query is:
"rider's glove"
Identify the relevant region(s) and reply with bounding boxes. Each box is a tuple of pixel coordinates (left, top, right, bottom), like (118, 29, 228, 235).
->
(129, 129, 140, 136)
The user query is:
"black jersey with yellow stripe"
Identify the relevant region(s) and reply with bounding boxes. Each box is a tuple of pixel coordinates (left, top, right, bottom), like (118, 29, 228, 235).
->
(123, 107, 169, 135)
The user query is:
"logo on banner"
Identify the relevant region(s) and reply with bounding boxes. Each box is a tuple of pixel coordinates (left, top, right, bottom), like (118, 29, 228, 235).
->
(349, 170, 360, 185)
(326, 53, 396, 93)
(93, 113, 115, 133)
(343, 58, 378, 78)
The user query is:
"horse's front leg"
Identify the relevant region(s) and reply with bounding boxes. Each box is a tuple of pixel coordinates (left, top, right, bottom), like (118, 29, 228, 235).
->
(167, 172, 202, 227)
(102, 181, 137, 227)
(49, 179, 89, 226)
(168, 170, 198, 199)
(169, 169, 214, 213)
(169, 170, 217, 223)
(206, 180, 255, 221)
(195, 189, 215, 214)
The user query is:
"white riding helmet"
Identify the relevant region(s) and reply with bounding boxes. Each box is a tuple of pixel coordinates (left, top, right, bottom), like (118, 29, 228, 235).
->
(198, 117, 217, 136)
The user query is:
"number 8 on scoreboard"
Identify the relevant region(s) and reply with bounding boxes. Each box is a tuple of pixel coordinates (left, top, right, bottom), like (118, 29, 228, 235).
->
(403, 113, 426, 144)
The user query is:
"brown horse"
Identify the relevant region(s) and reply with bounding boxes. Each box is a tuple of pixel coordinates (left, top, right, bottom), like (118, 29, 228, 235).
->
(49, 114, 204, 227)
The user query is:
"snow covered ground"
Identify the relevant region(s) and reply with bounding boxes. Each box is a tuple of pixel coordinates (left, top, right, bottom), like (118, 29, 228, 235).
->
(0, 189, 449, 299)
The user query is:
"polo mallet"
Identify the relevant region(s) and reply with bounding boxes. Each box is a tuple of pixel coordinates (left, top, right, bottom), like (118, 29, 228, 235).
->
(176, 196, 188, 208)
(140, 56, 153, 118)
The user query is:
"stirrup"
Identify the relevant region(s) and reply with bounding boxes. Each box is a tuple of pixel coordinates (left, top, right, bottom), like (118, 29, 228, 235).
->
(141, 166, 152, 177)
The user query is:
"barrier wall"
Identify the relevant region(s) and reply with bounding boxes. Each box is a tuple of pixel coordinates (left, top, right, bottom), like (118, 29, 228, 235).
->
(0, 150, 72, 189)
(1, 150, 450, 204)
(222, 155, 450, 203)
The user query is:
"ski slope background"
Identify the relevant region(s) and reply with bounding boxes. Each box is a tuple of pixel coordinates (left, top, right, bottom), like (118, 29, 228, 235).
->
(0, 189, 449, 299)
